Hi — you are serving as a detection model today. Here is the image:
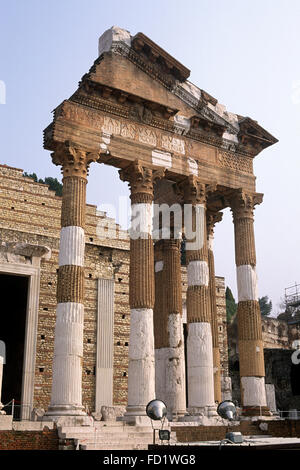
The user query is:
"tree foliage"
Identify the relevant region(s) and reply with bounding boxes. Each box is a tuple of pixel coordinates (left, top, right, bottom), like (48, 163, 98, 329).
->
(259, 295, 272, 316)
(226, 286, 237, 323)
(23, 172, 63, 196)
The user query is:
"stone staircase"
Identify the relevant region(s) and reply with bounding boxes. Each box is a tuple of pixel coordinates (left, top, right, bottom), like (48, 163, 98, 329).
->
(58, 421, 177, 450)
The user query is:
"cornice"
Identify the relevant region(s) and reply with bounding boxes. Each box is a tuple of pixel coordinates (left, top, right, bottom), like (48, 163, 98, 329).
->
(84, 42, 239, 136)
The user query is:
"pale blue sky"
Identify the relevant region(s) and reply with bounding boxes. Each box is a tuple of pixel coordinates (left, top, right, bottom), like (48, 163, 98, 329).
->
(1, 0, 300, 314)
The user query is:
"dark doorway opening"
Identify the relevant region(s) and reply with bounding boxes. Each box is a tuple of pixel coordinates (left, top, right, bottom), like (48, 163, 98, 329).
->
(1, 273, 28, 419)
(291, 361, 300, 396)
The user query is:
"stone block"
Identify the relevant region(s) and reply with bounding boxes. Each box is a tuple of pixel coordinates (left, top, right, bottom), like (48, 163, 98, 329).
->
(101, 405, 126, 421)
(0, 415, 13, 430)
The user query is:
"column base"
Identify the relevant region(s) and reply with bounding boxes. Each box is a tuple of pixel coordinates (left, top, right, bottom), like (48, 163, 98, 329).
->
(179, 405, 218, 422)
(167, 410, 187, 421)
(44, 405, 93, 426)
(241, 406, 272, 417)
(189, 405, 218, 417)
(121, 406, 155, 426)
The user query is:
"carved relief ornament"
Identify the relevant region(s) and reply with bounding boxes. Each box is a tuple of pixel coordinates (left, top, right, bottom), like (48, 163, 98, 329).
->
(229, 190, 263, 221)
(175, 175, 217, 206)
(51, 140, 100, 179)
(119, 160, 165, 203)
(206, 210, 223, 237)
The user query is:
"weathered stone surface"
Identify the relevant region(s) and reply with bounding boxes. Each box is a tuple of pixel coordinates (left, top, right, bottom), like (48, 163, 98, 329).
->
(101, 406, 126, 421)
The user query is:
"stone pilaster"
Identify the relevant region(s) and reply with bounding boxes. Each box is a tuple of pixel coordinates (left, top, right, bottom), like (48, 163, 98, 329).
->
(207, 210, 223, 404)
(119, 160, 164, 423)
(178, 176, 216, 416)
(154, 238, 186, 419)
(230, 190, 269, 416)
(46, 141, 99, 418)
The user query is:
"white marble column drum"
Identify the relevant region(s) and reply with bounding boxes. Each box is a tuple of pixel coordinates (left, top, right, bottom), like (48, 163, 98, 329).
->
(127, 308, 155, 411)
(186, 263, 215, 414)
(50, 302, 85, 413)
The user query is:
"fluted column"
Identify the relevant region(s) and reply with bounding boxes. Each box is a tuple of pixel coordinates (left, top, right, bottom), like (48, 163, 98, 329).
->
(154, 238, 186, 419)
(178, 176, 216, 416)
(119, 160, 164, 423)
(230, 190, 268, 416)
(207, 210, 223, 404)
(46, 141, 99, 417)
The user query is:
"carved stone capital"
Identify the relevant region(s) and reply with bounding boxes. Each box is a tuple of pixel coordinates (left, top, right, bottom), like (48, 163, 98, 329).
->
(206, 210, 223, 237)
(51, 140, 100, 179)
(119, 159, 165, 203)
(229, 190, 263, 221)
(176, 175, 217, 206)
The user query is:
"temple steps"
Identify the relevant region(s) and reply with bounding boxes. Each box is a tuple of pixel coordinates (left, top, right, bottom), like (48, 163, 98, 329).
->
(58, 423, 175, 450)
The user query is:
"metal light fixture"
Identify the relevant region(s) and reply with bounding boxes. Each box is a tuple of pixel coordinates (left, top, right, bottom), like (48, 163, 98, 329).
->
(146, 399, 167, 421)
(217, 400, 237, 421)
(146, 399, 170, 445)
(217, 400, 243, 445)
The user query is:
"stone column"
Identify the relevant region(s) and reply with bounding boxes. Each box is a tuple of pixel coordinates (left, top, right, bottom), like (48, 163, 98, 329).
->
(119, 160, 164, 424)
(154, 238, 186, 420)
(154, 240, 165, 403)
(206, 210, 223, 404)
(179, 176, 216, 417)
(230, 190, 268, 415)
(46, 141, 99, 419)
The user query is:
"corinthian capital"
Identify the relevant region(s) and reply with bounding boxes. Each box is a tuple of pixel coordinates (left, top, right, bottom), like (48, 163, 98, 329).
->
(51, 140, 100, 179)
(119, 159, 165, 203)
(229, 189, 263, 221)
(206, 210, 223, 237)
(176, 175, 217, 206)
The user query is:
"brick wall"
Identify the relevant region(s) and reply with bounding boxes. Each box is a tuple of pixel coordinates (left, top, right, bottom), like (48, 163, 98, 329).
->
(0, 429, 59, 450)
(172, 420, 300, 442)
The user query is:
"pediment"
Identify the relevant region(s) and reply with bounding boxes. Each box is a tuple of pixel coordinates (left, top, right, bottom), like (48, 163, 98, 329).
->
(237, 117, 278, 154)
(45, 26, 278, 160)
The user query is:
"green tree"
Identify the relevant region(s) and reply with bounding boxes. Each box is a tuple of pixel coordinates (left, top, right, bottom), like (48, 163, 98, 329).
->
(23, 172, 38, 182)
(226, 286, 237, 323)
(44, 177, 63, 196)
(23, 172, 62, 196)
(259, 296, 272, 316)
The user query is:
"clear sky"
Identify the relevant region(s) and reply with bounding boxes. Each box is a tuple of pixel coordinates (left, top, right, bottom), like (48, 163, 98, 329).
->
(1, 0, 300, 315)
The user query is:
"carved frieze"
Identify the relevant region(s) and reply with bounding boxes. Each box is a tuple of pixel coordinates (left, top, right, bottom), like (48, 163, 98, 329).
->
(121, 123, 136, 139)
(102, 116, 121, 135)
(218, 151, 253, 174)
(56, 101, 104, 130)
(162, 135, 185, 155)
(138, 127, 157, 146)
